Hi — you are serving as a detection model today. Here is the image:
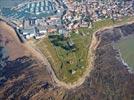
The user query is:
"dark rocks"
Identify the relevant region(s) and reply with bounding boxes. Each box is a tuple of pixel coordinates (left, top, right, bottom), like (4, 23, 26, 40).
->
(42, 82, 49, 89)
(64, 23, 134, 100)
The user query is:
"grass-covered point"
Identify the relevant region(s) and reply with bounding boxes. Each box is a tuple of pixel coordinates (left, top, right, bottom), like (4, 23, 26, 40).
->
(36, 17, 134, 83)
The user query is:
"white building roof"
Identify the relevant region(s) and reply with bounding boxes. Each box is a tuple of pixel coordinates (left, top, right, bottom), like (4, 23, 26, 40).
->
(22, 28, 36, 35)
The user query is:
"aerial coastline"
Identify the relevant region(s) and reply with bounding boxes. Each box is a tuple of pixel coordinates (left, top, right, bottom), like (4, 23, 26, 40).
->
(0, 0, 134, 99)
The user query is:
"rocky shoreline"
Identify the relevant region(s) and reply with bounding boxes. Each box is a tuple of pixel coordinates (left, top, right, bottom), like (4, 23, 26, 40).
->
(0, 20, 134, 99)
(64, 22, 134, 100)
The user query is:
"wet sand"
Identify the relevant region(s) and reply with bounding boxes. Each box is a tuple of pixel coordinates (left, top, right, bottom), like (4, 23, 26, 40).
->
(0, 21, 30, 60)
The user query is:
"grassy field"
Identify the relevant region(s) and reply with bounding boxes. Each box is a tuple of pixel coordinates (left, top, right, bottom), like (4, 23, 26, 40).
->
(36, 17, 134, 83)
(115, 35, 134, 69)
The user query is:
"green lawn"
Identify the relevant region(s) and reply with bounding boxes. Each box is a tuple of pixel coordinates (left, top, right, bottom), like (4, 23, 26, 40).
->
(115, 35, 134, 69)
(36, 17, 134, 83)
(37, 34, 88, 83)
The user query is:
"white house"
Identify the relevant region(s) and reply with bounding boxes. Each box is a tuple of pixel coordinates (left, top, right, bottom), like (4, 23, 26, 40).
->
(21, 28, 36, 39)
(34, 27, 47, 39)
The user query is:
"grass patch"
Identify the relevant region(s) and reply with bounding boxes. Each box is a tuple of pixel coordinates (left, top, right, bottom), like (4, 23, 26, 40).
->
(36, 17, 134, 83)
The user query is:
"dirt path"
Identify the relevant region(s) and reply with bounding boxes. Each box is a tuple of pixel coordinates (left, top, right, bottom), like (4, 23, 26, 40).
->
(1, 19, 134, 89)
(26, 21, 134, 89)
